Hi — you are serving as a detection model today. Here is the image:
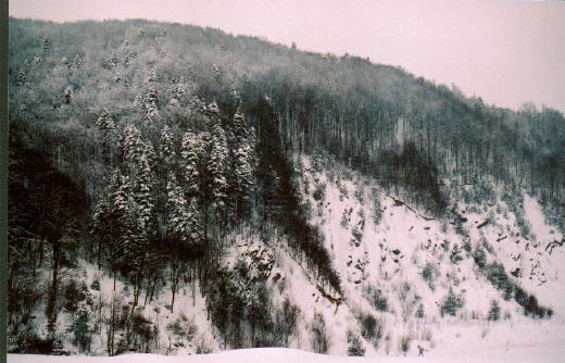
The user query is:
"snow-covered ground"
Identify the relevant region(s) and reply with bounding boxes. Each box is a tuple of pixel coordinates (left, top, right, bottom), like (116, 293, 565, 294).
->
(8, 331, 565, 363)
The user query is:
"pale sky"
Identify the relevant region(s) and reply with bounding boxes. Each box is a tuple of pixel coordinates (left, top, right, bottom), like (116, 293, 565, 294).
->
(9, 0, 565, 113)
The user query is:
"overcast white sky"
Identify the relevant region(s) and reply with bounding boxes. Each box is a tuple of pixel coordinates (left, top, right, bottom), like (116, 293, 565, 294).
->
(9, 0, 565, 113)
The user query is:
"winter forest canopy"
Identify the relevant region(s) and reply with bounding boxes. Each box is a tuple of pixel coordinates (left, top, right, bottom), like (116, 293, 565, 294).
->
(7, 18, 565, 358)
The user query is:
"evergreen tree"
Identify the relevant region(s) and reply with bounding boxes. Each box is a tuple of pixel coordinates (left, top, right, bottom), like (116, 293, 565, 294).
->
(208, 123, 228, 216)
(96, 111, 116, 133)
(72, 300, 93, 352)
(107, 170, 138, 275)
(180, 131, 202, 198)
(119, 124, 156, 237)
(165, 172, 198, 312)
(441, 288, 464, 317)
(166, 172, 190, 243)
(166, 172, 203, 249)
(134, 151, 155, 235)
(91, 170, 131, 273)
(229, 108, 256, 220)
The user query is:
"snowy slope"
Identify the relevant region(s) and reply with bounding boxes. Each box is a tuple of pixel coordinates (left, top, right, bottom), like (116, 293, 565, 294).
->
(289, 153, 565, 356)
(10, 152, 565, 359)
(35, 258, 221, 356)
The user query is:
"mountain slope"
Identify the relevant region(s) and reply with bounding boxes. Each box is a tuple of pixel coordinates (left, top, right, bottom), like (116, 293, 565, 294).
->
(7, 18, 565, 357)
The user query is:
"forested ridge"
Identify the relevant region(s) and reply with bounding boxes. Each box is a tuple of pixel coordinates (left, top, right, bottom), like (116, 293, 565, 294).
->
(7, 18, 565, 356)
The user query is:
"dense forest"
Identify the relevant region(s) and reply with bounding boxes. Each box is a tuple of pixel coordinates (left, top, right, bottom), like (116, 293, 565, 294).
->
(7, 18, 565, 356)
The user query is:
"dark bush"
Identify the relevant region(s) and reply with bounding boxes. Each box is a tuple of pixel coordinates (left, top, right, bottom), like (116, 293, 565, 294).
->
(364, 286, 388, 312)
(312, 183, 326, 202)
(358, 312, 384, 347)
(10, 335, 54, 354)
(441, 288, 464, 317)
(487, 300, 500, 321)
(399, 335, 412, 354)
(63, 280, 82, 312)
(484, 262, 514, 300)
(415, 303, 425, 319)
(311, 313, 330, 354)
(347, 332, 365, 357)
(421, 263, 436, 290)
(514, 286, 552, 318)
(450, 244, 463, 264)
(473, 246, 487, 268)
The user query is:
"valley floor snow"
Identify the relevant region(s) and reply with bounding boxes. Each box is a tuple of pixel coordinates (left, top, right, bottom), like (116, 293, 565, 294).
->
(8, 335, 565, 363)
(9, 318, 565, 363)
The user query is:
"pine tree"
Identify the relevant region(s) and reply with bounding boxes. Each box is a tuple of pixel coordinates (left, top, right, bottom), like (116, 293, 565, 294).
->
(441, 288, 464, 317)
(208, 123, 228, 215)
(115, 125, 155, 304)
(96, 111, 116, 132)
(159, 124, 177, 174)
(119, 124, 156, 237)
(107, 170, 138, 275)
(180, 131, 202, 198)
(91, 168, 142, 274)
(166, 172, 203, 249)
(229, 108, 256, 220)
(165, 172, 203, 312)
(134, 151, 155, 235)
(166, 173, 189, 242)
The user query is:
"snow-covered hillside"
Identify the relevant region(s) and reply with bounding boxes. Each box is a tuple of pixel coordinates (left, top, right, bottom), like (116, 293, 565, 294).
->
(9, 152, 565, 360)
(9, 14, 565, 361)
(284, 153, 565, 356)
(8, 151, 565, 361)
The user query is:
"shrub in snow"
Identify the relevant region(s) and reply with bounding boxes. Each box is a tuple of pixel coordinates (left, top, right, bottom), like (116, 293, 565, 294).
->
(341, 211, 349, 228)
(347, 332, 365, 357)
(472, 246, 487, 268)
(312, 182, 326, 202)
(514, 287, 553, 318)
(90, 278, 101, 291)
(195, 337, 214, 354)
(358, 312, 384, 348)
(400, 334, 412, 355)
(450, 244, 463, 264)
(421, 262, 437, 290)
(9, 334, 57, 355)
(273, 298, 300, 347)
(310, 313, 330, 354)
(131, 310, 157, 352)
(63, 280, 83, 313)
(71, 300, 93, 353)
(440, 288, 464, 317)
(167, 314, 198, 345)
(373, 200, 383, 225)
(352, 226, 363, 244)
(488, 300, 500, 321)
(484, 262, 514, 300)
(354, 187, 364, 203)
(415, 303, 425, 319)
(364, 285, 388, 312)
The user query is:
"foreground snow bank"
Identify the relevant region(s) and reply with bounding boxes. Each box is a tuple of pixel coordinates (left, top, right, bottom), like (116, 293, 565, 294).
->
(9, 340, 565, 363)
